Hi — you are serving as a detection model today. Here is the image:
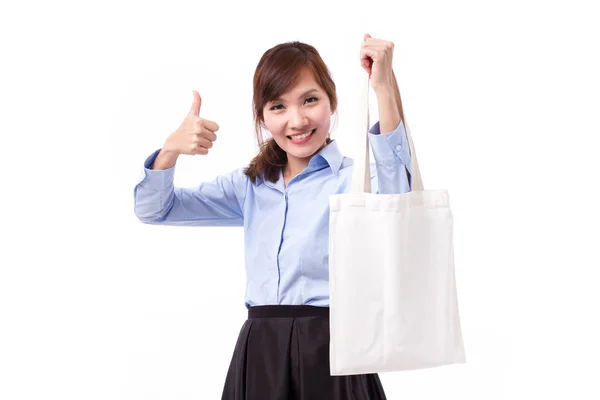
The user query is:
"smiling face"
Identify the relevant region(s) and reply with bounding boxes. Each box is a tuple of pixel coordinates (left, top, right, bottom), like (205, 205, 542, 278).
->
(262, 67, 332, 172)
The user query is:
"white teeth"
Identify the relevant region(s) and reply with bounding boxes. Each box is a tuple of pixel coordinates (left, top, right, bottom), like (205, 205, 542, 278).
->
(290, 130, 314, 140)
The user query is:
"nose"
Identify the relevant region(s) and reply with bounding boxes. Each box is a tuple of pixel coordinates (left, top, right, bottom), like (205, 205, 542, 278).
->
(289, 107, 309, 131)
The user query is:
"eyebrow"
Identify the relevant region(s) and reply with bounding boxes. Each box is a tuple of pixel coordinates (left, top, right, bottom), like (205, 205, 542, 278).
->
(271, 88, 320, 103)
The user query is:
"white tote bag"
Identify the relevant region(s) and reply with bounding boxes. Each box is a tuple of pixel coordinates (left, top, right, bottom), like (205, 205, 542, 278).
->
(328, 76, 466, 375)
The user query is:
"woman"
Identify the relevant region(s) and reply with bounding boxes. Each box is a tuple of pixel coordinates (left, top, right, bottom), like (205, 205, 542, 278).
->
(133, 33, 412, 399)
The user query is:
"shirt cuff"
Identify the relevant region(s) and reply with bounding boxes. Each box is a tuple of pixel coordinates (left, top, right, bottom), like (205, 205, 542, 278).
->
(137, 148, 176, 190)
(368, 119, 412, 172)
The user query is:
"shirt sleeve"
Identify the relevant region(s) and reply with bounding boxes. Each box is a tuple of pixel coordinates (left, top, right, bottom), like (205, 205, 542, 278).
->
(367, 119, 412, 194)
(133, 149, 247, 226)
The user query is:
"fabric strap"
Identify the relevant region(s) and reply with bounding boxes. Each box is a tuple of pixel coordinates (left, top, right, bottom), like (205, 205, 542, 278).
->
(350, 75, 425, 193)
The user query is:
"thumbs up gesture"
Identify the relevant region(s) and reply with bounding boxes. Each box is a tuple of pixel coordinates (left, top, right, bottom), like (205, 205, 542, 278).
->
(164, 91, 220, 156)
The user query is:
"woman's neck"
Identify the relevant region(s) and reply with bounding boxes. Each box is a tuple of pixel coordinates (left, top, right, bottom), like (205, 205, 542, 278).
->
(282, 140, 330, 182)
(283, 158, 308, 182)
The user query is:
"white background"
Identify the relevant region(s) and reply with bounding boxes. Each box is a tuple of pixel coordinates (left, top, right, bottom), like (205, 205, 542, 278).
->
(1, 0, 599, 399)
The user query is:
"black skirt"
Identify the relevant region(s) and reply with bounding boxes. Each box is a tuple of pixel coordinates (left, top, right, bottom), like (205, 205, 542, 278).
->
(220, 305, 387, 400)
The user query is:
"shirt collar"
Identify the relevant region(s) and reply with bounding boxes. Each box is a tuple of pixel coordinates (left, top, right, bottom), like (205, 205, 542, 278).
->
(256, 139, 345, 188)
(310, 139, 344, 175)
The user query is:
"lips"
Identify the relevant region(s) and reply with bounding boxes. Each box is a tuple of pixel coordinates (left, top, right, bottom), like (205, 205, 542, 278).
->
(287, 129, 316, 140)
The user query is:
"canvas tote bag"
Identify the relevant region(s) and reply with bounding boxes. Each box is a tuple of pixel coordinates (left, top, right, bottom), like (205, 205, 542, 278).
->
(328, 75, 466, 375)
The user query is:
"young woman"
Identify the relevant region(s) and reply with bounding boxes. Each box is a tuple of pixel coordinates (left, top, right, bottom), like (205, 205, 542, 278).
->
(133, 33, 412, 399)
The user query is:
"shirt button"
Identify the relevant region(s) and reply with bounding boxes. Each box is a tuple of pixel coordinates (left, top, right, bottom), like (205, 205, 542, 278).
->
(395, 145, 402, 152)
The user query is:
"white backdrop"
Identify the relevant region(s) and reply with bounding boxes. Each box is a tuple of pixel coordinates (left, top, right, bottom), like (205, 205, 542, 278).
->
(1, 0, 599, 399)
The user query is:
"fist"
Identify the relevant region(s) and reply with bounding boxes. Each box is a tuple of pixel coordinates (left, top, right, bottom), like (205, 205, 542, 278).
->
(164, 91, 219, 156)
(360, 33, 395, 91)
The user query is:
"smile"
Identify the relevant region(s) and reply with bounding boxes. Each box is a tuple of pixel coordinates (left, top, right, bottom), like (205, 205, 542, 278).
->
(287, 129, 316, 142)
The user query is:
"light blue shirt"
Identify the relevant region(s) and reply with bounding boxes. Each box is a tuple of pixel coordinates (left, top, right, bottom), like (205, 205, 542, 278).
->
(133, 120, 412, 309)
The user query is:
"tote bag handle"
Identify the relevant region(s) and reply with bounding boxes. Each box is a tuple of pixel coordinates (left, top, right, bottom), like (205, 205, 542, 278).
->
(351, 73, 425, 194)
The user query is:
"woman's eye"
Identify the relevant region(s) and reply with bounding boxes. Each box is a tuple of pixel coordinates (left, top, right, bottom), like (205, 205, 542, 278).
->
(269, 97, 318, 111)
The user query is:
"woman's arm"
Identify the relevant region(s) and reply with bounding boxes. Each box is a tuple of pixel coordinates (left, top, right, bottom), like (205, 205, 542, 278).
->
(374, 70, 405, 135)
(133, 149, 247, 226)
(368, 69, 412, 194)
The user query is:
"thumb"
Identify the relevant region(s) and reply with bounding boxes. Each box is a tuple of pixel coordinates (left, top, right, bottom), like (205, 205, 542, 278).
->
(189, 90, 201, 116)
(364, 33, 372, 42)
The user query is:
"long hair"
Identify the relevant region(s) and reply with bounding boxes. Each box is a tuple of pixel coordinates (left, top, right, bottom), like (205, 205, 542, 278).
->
(244, 41, 338, 184)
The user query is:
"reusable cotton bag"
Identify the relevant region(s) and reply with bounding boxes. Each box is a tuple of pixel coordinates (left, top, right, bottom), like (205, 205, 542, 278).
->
(328, 75, 466, 375)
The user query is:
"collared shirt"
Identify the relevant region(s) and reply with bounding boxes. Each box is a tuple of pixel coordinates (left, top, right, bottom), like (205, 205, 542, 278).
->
(133, 120, 412, 309)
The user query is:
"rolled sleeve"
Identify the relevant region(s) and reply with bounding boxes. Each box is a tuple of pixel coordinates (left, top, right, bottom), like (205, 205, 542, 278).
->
(368, 120, 412, 194)
(368, 120, 412, 174)
(136, 148, 176, 191)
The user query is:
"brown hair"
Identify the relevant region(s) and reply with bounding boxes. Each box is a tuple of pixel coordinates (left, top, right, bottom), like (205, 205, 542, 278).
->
(244, 41, 338, 184)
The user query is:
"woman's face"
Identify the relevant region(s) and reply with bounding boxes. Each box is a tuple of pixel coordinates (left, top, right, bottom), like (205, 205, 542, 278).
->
(262, 68, 332, 166)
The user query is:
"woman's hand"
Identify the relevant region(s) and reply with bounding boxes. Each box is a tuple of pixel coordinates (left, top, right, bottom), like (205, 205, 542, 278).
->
(163, 91, 220, 156)
(360, 33, 395, 93)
